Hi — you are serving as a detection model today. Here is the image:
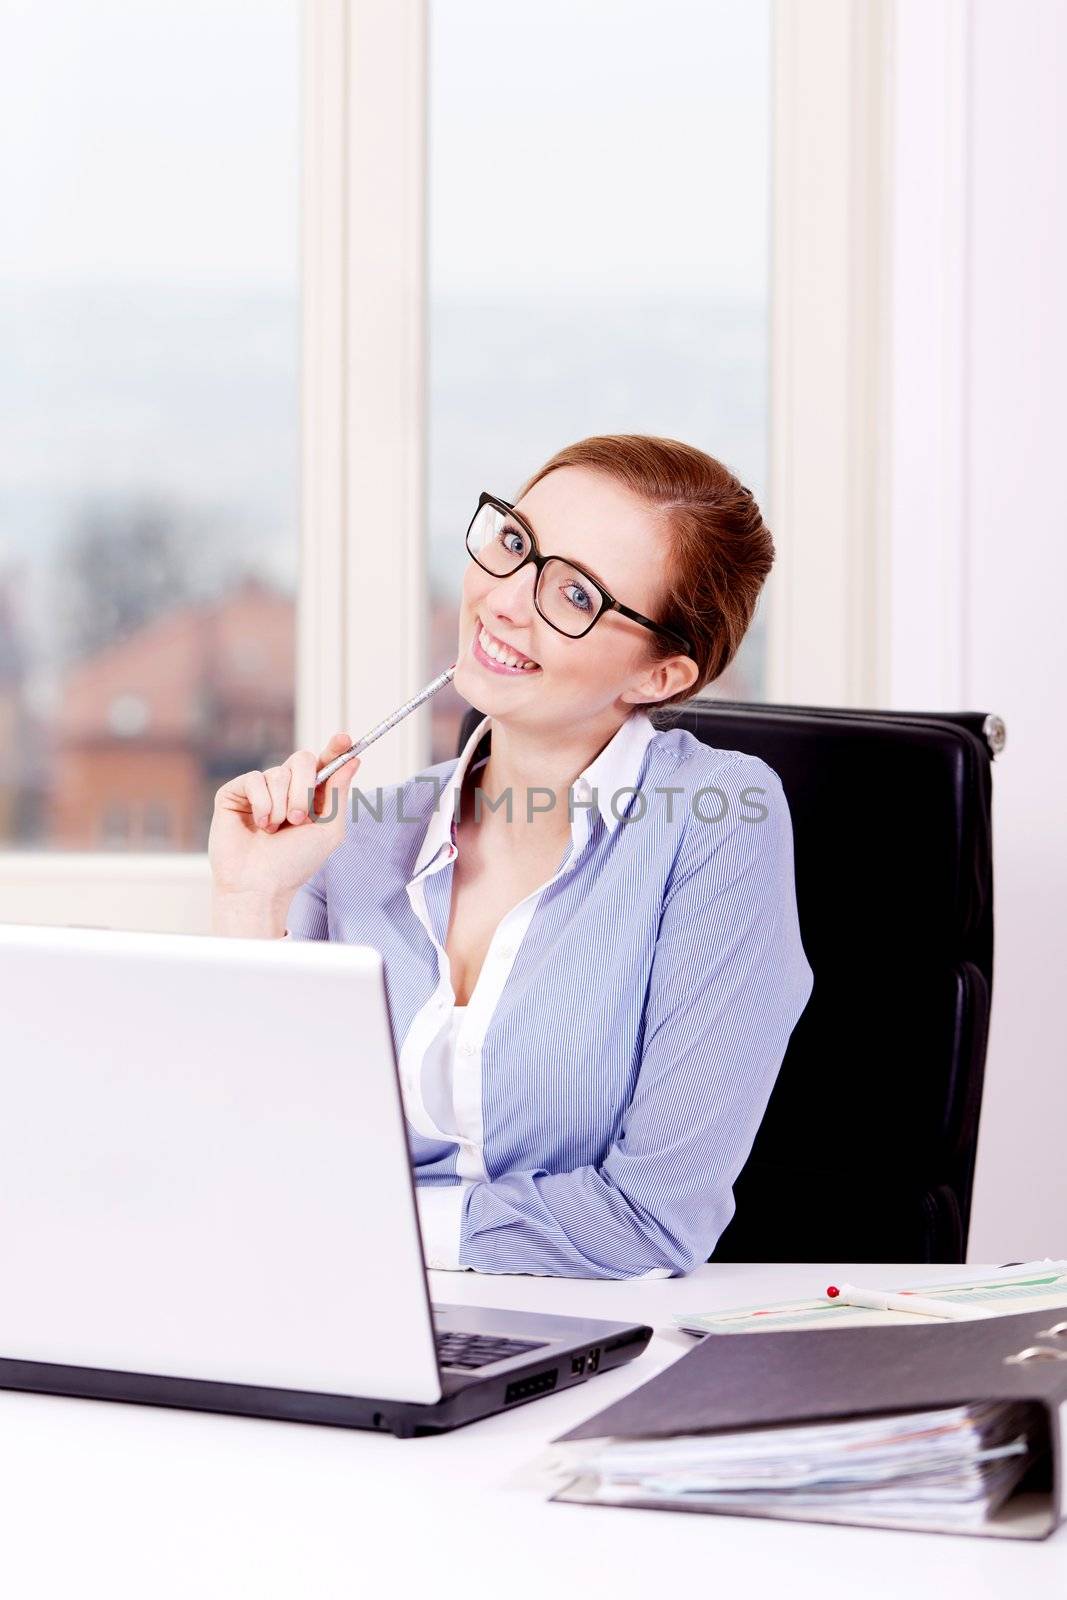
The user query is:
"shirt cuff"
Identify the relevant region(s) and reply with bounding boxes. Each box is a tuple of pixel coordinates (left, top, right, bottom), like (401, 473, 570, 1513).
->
(416, 1182, 472, 1271)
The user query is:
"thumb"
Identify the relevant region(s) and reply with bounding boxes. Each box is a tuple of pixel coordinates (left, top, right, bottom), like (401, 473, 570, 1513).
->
(312, 750, 362, 830)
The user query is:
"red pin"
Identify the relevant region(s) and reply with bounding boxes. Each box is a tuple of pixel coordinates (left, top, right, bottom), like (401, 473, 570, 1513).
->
(826, 1285, 841, 1298)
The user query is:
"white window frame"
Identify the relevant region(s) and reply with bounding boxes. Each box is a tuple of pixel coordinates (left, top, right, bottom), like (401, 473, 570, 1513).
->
(767, 0, 892, 707)
(768, 0, 971, 711)
(881, 0, 971, 711)
(0, 0, 428, 933)
(3, 0, 939, 930)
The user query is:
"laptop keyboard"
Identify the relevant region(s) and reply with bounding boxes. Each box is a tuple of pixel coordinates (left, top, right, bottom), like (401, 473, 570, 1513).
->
(435, 1330, 548, 1371)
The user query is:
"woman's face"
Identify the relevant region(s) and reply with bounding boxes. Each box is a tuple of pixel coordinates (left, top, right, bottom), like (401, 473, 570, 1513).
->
(453, 464, 697, 728)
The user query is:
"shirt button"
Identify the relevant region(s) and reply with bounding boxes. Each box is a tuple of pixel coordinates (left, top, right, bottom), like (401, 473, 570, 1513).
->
(498, 944, 516, 960)
(574, 778, 592, 803)
(459, 1042, 477, 1057)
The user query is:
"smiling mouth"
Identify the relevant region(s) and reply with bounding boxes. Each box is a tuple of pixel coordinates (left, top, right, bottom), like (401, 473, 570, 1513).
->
(473, 623, 541, 672)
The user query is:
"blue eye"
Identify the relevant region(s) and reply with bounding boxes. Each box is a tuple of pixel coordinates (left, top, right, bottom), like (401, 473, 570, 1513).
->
(497, 524, 527, 556)
(563, 580, 593, 613)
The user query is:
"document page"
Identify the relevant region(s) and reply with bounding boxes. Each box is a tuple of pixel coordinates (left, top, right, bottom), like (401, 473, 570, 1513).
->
(675, 1263, 1067, 1337)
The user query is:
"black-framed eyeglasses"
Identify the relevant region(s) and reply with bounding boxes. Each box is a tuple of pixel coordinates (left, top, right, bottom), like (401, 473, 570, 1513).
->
(464, 492, 693, 656)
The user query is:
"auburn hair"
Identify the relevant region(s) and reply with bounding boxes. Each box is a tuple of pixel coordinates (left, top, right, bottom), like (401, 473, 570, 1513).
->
(516, 434, 774, 714)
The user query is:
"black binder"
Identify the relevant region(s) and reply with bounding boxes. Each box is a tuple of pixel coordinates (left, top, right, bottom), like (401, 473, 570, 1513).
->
(552, 1308, 1067, 1539)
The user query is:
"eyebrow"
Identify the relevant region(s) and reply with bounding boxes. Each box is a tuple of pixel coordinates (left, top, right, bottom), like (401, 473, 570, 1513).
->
(506, 507, 614, 593)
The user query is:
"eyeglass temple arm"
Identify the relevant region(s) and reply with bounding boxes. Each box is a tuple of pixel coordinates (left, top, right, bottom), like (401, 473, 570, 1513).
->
(612, 600, 692, 657)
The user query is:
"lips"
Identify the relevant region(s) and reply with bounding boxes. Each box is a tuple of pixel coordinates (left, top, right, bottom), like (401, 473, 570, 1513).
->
(480, 621, 538, 665)
(473, 621, 541, 672)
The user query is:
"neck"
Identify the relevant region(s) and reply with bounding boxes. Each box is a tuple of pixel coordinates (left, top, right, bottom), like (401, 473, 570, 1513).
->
(474, 707, 636, 842)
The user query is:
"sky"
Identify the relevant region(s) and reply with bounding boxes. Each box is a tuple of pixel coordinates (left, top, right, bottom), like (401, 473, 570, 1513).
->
(429, 0, 771, 298)
(0, 0, 300, 290)
(0, 0, 773, 805)
(0, 0, 770, 298)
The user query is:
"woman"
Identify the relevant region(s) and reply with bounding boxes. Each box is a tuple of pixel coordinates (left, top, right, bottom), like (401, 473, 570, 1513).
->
(209, 435, 813, 1279)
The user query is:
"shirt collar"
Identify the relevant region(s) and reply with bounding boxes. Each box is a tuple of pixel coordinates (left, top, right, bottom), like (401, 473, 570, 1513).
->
(410, 708, 659, 879)
(410, 715, 491, 878)
(577, 708, 660, 833)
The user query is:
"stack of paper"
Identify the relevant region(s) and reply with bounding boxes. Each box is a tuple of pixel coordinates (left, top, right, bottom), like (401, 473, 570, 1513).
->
(550, 1402, 1038, 1532)
(675, 1263, 1067, 1337)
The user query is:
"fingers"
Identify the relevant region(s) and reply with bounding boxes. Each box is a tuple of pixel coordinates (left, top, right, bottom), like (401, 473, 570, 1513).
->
(287, 748, 319, 824)
(244, 770, 272, 827)
(312, 732, 359, 820)
(214, 769, 272, 826)
(262, 766, 291, 830)
(217, 734, 357, 836)
(316, 730, 352, 768)
(260, 752, 319, 831)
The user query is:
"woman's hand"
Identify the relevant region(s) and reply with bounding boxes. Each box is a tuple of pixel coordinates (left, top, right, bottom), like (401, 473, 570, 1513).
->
(208, 732, 362, 931)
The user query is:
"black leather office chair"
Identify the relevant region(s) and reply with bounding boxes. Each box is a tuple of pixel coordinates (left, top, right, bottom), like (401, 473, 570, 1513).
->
(455, 700, 1004, 1264)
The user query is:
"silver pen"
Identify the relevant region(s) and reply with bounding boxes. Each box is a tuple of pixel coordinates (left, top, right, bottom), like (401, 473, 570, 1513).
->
(314, 664, 458, 786)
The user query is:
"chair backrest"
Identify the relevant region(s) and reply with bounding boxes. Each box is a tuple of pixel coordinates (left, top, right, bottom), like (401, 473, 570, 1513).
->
(455, 701, 1001, 1263)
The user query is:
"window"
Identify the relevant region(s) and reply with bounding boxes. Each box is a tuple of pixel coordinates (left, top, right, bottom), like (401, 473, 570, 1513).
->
(425, 0, 772, 762)
(0, 1, 885, 931)
(143, 803, 173, 849)
(0, 0, 300, 853)
(99, 804, 131, 849)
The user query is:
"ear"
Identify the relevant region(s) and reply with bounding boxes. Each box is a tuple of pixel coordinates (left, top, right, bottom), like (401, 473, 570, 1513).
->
(621, 653, 699, 707)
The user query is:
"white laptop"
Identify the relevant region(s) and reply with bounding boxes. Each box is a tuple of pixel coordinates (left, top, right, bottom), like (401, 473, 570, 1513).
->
(0, 924, 651, 1436)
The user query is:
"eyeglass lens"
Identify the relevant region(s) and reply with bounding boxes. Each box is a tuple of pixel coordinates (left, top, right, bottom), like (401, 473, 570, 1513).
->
(467, 501, 603, 637)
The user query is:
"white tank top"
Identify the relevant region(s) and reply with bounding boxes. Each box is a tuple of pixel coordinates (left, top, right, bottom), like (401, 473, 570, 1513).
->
(420, 1004, 468, 1137)
(418, 753, 487, 1135)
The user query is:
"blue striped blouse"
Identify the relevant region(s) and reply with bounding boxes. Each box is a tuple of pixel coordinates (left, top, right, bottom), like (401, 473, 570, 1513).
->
(286, 708, 813, 1279)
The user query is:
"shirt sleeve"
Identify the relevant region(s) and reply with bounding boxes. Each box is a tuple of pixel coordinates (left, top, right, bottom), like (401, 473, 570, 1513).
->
(416, 1182, 474, 1271)
(452, 758, 815, 1279)
(286, 862, 330, 941)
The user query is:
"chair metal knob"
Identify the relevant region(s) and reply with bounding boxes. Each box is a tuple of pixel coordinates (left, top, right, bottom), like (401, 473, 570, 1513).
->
(982, 713, 1007, 757)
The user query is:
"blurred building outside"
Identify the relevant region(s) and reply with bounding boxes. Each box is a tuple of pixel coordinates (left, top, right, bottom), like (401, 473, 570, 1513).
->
(40, 578, 294, 852)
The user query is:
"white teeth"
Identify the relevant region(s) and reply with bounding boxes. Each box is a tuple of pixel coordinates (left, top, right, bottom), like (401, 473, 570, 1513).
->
(478, 626, 538, 670)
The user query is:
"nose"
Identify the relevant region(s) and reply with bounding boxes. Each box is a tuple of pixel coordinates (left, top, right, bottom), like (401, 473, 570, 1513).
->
(486, 561, 539, 629)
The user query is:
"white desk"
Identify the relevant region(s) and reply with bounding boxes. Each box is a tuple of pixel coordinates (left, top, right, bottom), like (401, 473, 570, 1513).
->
(0, 1262, 1063, 1599)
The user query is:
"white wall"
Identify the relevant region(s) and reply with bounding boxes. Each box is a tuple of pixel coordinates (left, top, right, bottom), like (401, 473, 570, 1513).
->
(888, 0, 1067, 1259)
(965, 0, 1067, 1259)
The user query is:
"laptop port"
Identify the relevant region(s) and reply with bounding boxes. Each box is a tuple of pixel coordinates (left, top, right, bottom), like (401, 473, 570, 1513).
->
(587, 1346, 601, 1373)
(570, 1354, 586, 1376)
(504, 1369, 558, 1405)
